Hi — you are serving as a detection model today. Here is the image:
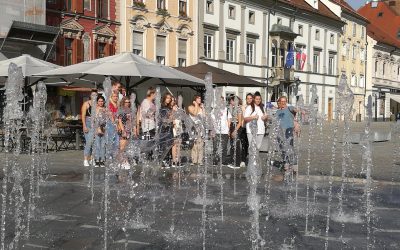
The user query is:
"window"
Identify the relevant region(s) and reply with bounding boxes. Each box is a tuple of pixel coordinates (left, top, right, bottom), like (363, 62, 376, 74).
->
(298, 25, 303, 37)
(64, 38, 73, 66)
(328, 54, 335, 75)
(97, 42, 106, 58)
(206, 0, 214, 14)
(178, 39, 187, 67)
(397, 28, 400, 39)
(313, 50, 320, 73)
(157, 0, 166, 10)
(361, 27, 365, 38)
(383, 62, 386, 75)
(315, 29, 320, 41)
(271, 42, 277, 67)
(249, 11, 255, 24)
(179, 0, 187, 16)
(378, 12, 383, 17)
(97, 0, 108, 19)
(204, 34, 213, 59)
(360, 48, 365, 62)
(343, 23, 347, 33)
(65, 0, 84, 13)
(279, 42, 285, 67)
(359, 75, 365, 88)
(84, 0, 91, 10)
(132, 31, 143, 56)
(226, 39, 235, 61)
(246, 42, 255, 64)
(375, 60, 378, 73)
(156, 36, 166, 65)
(289, 19, 293, 29)
(342, 42, 347, 56)
(351, 74, 356, 86)
(352, 45, 357, 60)
(330, 34, 335, 44)
(277, 18, 282, 25)
(353, 23, 356, 37)
(228, 5, 235, 19)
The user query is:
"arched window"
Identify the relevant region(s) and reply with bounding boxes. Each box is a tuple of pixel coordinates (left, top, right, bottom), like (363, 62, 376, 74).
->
(271, 40, 277, 67)
(279, 41, 285, 67)
(383, 62, 386, 75)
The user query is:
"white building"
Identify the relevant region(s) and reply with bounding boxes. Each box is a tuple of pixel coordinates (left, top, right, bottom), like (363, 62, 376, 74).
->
(197, 0, 345, 119)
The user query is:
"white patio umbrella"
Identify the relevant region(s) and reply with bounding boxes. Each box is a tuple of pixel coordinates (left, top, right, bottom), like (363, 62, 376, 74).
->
(0, 52, 6, 61)
(35, 52, 205, 89)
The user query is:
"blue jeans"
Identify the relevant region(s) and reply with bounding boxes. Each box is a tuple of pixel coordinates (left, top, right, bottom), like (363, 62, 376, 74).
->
(106, 121, 119, 158)
(83, 118, 93, 157)
(95, 133, 106, 162)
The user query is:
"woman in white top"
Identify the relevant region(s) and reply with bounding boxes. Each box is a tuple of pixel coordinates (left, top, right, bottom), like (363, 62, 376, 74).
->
(243, 92, 268, 150)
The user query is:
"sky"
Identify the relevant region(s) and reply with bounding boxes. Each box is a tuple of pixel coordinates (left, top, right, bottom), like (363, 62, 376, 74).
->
(347, 0, 369, 10)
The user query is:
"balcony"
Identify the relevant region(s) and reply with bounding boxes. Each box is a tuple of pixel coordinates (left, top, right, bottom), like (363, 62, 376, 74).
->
(270, 67, 294, 83)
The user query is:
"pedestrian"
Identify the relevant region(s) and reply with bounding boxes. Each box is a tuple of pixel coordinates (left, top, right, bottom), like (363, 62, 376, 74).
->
(107, 91, 120, 156)
(117, 96, 133, 169)
(81, 89, 97, 167)
(244, 91, 268, 150)
(159, 93, 174, 168)
(228, 95, 243, 167)
(212, 96, 232, 166)
(239, 93, 253, 167)
(94, 95, 106, 167)
(276, 96, 298, 174)
(139, 87, 156, 140)
(188, 95, 205, 165)
(171, 96, 183, 167)
(111, 81, 123, 101)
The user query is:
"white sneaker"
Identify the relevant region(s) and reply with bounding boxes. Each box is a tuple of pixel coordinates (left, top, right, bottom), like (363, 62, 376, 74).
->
(94, 164, 100, 168)
(240, 162, 246, 168)
(90, 159, 95, 166)
(83, 160, 90, 167)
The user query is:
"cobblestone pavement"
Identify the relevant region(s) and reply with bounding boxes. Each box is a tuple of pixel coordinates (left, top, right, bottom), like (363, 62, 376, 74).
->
(0, 122, 399, 249)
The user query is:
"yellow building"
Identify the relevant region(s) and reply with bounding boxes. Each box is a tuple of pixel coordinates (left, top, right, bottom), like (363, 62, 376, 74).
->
(337, 4, 369, 121)
(116, 0, 197, 68)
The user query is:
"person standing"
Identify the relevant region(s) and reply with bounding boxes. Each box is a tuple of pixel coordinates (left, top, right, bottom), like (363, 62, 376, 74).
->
(139, 87, 156, 139)
(239, 93, 253, 167)
(117, 97, 133, 169)
(276, 96, 298, 173)
(244, 92, 268, 150)
(228, 95, 243, 167)
(159, 93, 174, 167)
(171, 97, 182, 167)
(81, 89, 97, 167)
(188, 95, 205, 165)
(94, 95, 106, 167)
(212, 97, 232, 166)
(107, 91, 120, 157)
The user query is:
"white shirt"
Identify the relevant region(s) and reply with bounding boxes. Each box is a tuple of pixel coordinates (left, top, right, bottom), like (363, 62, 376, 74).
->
(213, 107, 232, 134)
(140, 98, 156, 132)
(244, 105, 265, 135)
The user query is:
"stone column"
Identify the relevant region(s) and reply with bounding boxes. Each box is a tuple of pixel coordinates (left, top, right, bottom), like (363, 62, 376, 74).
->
(198, 0, 205, 62)
(218, 0, 226, 68)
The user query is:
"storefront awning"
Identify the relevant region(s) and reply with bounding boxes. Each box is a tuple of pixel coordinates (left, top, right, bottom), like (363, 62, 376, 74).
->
(390, 95, 400, 104)
(0, 21, 59, 60)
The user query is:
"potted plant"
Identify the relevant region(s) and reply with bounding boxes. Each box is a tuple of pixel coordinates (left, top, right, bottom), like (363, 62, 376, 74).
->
(156, 8, 169, 17)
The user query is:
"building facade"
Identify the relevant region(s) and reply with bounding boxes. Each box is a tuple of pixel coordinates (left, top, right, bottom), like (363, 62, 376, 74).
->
(332, 0, 369, 121)
(197, 0, 344, 120)
(116, 0, 197, 67)
(46, 0, 119, 66)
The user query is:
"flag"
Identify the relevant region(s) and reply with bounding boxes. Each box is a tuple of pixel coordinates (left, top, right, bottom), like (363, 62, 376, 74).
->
(296, 49, 307, 71)
(285, 46, 295, 68)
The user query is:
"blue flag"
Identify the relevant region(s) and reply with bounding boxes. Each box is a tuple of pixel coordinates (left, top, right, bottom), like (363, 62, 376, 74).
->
(285, 47, 295, 68)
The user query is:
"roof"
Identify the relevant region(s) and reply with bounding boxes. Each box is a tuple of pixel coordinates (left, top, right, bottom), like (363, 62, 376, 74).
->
(277, 0, 342, 22)
(330, 0, 369, 23)
(270, 24, 298, 38)
(358, 1, 400, 45)
(175, 62, 265, 87)
(367, 22, 400, 48)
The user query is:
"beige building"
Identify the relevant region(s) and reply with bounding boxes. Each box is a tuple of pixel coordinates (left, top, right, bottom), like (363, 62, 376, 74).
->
(336, 3, 369, 121)
(116, 0, 197, 67)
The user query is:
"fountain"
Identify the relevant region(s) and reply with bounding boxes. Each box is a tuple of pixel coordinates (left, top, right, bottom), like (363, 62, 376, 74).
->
(0, 68, 399, 249)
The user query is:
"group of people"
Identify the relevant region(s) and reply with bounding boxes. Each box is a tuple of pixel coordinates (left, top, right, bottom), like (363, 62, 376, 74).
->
(80, 83, 300, 174)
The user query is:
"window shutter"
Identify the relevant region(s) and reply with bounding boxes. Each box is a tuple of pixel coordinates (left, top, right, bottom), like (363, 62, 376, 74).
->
(178, 39, 186, 59)
(76, 39, 84, 63)
(156, 36, 166, 56)
(94, 41, 99, 59)
(133, 32, 143, 52)
(58, 36, 65, 66)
